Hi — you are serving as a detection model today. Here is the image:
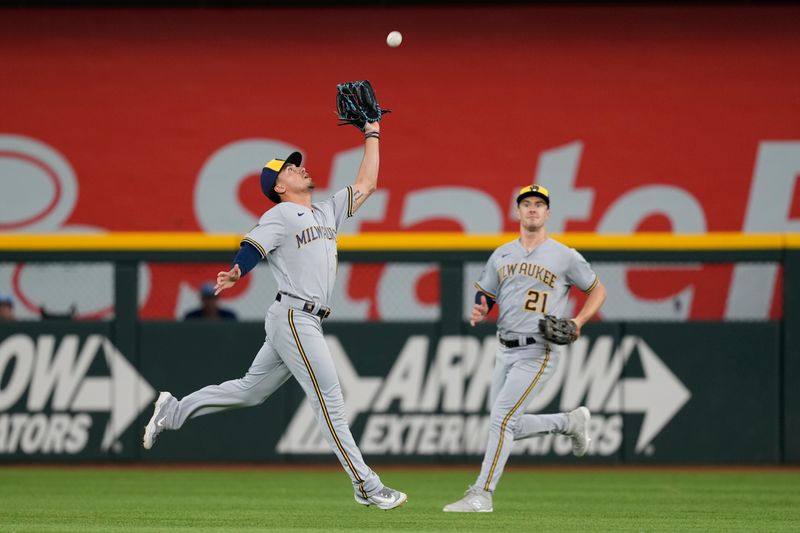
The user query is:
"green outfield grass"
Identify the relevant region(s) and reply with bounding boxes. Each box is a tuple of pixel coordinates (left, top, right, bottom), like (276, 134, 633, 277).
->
(1, 466, 798, 532)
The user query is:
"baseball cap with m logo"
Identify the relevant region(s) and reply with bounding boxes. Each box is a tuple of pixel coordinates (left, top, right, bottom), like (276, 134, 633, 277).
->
(516, 184, 550, 206)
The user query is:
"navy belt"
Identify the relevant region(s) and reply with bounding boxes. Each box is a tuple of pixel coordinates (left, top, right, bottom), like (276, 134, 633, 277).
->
(276, 292, 331, 319)
(498, 336, 536, 348)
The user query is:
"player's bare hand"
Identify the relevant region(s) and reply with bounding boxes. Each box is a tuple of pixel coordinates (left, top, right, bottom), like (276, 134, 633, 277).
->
(214, 264, 241, 295)
(364, 121, 380, 133)
(570, 317, 583, 337)
(470, 295, 490, 326)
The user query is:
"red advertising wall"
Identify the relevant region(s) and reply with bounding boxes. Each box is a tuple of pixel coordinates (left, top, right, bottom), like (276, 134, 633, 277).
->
(2, 7, 799, 320)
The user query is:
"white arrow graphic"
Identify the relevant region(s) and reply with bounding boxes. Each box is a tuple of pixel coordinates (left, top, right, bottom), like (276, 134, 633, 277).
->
(276, 336, 382, 453)
(71, 337, 156, 451)
(275, 333, 691, 457)
(604, 337, 691, 453)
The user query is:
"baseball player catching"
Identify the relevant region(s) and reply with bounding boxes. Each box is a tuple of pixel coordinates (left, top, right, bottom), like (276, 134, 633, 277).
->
(142, 117, 407, 510)
(443, 184, 607, 513)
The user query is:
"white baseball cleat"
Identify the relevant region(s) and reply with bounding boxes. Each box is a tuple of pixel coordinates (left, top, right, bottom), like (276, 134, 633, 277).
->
(354, 486, 408, 510)
(143, 391, 174, 450)
(443, 486, 493, 513)
(567, 406, 592, 457)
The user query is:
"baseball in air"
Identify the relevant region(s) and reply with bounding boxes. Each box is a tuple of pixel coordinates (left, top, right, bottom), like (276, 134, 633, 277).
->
(386, 31, 403, 48)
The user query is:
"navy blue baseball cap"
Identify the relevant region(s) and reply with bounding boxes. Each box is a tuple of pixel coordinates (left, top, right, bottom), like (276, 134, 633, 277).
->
(260, 151, 302, 204)
(0, 294, 13, 307)
(200, 282, 216, 298)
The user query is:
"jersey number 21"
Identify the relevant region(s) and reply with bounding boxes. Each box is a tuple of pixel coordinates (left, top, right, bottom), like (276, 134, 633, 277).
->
(524, 289, 549, 313)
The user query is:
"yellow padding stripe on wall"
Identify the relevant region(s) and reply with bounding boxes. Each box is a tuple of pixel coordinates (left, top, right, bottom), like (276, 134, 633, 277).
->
(337, 232, 793, 251)
(0, 233, 243, 251)
(0, 232, 798, 252)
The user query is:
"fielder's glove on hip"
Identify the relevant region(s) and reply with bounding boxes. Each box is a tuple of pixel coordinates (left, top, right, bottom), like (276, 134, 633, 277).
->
(539, 315, 579, 345)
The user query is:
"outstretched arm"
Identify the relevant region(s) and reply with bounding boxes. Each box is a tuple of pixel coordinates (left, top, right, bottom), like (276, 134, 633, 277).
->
(351, 122, 380, 214)
(214, 241, 262, 295)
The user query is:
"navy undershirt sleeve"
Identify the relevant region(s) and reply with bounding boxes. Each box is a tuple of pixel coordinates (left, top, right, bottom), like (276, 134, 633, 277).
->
(232, 241, 262, 277)
(475, 291, 496, 312)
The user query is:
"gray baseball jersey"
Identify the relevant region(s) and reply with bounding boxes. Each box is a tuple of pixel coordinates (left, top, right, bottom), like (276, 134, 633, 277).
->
(474, 237, 598, 342)
(241, 186, 355, 306)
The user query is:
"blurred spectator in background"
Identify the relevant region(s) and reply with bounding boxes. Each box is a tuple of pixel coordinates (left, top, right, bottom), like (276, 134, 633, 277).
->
(0, 295, 14, 320)
(183, 282, 237, 321)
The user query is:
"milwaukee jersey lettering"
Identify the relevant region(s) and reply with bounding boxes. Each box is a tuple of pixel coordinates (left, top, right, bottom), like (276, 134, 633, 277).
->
(242, 186, 355, 306)
(474, 238, 598, 341)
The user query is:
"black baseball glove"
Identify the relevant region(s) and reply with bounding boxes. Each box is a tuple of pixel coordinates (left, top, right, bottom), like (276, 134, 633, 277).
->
(335, 80, 390, 131)
(538, 315, 578, 345)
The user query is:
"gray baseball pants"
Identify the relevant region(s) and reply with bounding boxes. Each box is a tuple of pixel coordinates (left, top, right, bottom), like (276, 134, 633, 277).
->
(475, 343, 569, 492)
(159, 300, 382, 498)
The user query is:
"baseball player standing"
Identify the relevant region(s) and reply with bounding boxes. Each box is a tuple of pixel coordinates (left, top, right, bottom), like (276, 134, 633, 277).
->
(143, 120, 407, 510)
(443, 185, 607, 513)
